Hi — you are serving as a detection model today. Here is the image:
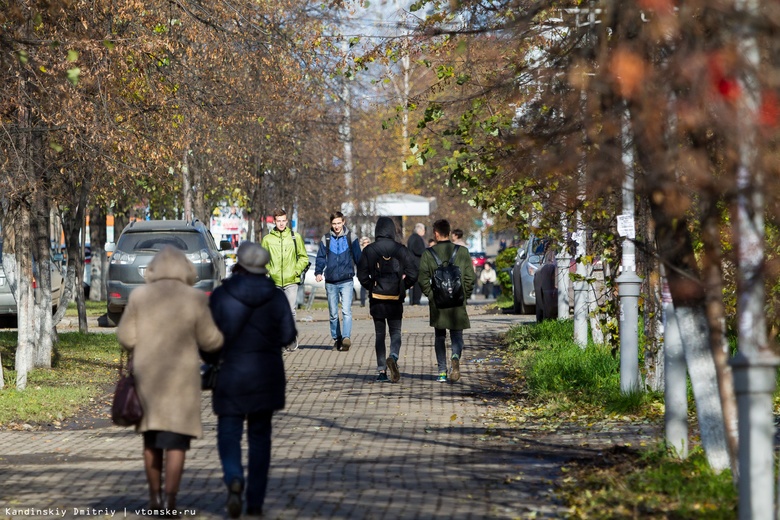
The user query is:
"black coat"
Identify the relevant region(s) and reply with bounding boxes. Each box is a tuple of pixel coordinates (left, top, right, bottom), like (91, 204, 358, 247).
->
(357, 217, 418, 320)
(407, 233, 426, 266)
(208, 272, 296, 415)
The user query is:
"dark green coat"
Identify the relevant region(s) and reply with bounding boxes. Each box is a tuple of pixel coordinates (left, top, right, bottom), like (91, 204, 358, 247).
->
(418, 240, 475, 330)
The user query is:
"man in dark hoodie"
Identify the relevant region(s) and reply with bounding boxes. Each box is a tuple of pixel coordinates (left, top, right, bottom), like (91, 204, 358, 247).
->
(357, 217, 418, 382)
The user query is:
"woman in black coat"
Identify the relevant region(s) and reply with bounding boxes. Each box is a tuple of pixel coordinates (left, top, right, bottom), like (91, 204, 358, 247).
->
(208, 242, 296, 518)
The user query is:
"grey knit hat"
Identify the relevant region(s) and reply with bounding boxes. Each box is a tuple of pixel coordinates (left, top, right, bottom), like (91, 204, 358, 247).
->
(236, 242, 269, 274)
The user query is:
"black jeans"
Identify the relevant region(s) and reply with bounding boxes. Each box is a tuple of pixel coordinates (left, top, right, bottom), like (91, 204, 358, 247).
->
(373, 317, 402, 372)
(409, 283, 423, 305)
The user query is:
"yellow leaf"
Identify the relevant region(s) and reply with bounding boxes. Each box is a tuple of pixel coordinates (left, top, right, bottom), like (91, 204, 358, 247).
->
(450, 414, 457, 421)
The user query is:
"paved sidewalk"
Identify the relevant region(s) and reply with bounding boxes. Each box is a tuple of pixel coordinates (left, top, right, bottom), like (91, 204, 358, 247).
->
(0, 302, 658, 519)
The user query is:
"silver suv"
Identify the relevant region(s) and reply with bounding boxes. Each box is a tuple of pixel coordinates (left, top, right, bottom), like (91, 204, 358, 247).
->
(106, 220, 230, 325)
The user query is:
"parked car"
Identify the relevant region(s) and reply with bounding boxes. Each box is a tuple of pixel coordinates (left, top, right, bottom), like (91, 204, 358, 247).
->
(299, 252, 360, 302)
(511, 236, 549, 314)
(0, 246, 64, 323)
(106, 219, 231, 326)
(470, 251, 487, 271)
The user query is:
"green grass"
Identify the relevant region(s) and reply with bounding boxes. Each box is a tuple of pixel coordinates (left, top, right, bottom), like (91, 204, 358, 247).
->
(0, 331, 120, 426)
(562, 448, 737, 518)
(506, 318, 652, 414)
(64, 300, 108, 317)
(503, 318, 737, 518)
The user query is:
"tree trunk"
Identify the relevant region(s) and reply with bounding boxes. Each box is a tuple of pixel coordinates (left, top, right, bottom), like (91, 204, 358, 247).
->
(701, 203, 739, 479)
(631, 109, 729, 471)
(15, 203, 36, 390)
(193, 157, 206, 223)
(32, 193, 54, 368)
(182, 148, 192, 221)
(89, 205, 108, 301)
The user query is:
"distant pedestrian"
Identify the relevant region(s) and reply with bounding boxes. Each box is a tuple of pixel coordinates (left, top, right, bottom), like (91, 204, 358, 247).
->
(406, 223, 426, 305)
(208, 242, 296, 518)
(419, 219, 476, 383)
(479, 262, 497, 299)
(116, 246, 224, 513)
(451, 228, 468, 247)
(357, 217, 418, 382)
(359, 236, 371, 307)
(315, 211, 362, 351)
(261, 208, 309, 351)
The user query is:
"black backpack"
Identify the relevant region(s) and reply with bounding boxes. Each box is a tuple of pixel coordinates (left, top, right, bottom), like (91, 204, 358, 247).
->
(428, 245, 464, 309)
(371, 244, 403, 301)
(291, 229, 310, 285)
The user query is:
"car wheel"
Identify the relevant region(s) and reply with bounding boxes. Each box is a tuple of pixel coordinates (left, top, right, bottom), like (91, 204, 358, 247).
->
(512, 282, 526, 314)
(105, 310, 122, 327)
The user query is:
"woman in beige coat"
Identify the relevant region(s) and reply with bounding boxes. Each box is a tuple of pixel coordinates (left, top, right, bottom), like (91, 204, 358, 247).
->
(117, 246, 224, 512)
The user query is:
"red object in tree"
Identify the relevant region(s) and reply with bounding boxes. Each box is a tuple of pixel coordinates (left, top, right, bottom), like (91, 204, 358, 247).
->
(759, 90, 780, 128)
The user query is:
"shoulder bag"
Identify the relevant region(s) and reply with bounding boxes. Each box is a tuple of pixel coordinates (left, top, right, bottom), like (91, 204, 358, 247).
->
(111, 351, 143, 427)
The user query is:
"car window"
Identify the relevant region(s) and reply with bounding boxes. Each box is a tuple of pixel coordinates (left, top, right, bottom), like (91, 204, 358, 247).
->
(118, 232, 206, 253)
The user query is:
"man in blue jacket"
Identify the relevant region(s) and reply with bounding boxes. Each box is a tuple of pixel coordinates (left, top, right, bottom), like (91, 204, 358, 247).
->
(315, 211, 362, 351)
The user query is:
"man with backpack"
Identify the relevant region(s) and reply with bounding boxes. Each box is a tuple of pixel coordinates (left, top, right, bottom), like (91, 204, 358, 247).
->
(261, 208, 310, 351)
(357, 217, 418, 382)
(315, 211, 362, 352)
(418, 219, 476, 383)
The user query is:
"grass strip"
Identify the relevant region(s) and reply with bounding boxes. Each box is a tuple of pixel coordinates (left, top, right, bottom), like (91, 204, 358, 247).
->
(0, 331, 120, 427)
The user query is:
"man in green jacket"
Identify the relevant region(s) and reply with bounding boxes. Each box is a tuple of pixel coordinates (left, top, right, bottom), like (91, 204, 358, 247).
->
(261, 208, 310, 351)
(418, 219, 476, 382)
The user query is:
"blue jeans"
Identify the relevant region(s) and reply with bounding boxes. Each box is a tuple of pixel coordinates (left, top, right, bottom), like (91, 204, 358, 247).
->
(374, 318, 402, 372)
(325, 280, 354, 340)
(217, 411, 274, 512)
(434, 329, 464, 373)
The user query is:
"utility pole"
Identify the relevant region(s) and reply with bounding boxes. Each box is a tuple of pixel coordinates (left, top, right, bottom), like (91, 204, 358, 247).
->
(616, 108, 642, 393)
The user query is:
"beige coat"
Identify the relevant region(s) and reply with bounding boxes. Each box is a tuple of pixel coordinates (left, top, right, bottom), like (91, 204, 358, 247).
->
(117, 246, 224, 438)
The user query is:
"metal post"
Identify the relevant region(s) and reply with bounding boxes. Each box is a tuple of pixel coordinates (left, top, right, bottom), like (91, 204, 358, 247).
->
(617, 269, 641, 393)
(617, 108, 642, 393)
(730, 353, 779, 520)
(556, 253, 570, 319)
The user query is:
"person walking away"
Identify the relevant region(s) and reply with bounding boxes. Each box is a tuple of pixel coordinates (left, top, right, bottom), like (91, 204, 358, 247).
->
(207, 242, 296, 518)
(406, 223, 426, 305)
(450, 228, 468, 247)
(479, 262, 497, 299)
(315, 211, 361, 351)
(357, 217, 418, 382)
(419, 219, 476, 383)
(359, 236, 371, 307)
(116, 246, 224, 513)
(261, 208, 309, 351)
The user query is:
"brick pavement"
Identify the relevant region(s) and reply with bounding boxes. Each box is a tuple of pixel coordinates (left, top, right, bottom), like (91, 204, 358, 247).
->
(0, 301, 659, 519)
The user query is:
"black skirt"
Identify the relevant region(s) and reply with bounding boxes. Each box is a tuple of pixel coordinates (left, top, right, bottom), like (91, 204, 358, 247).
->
(143, 430, 193, 451)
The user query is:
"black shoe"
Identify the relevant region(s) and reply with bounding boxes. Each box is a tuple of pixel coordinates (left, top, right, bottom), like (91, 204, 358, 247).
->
(386, 356, 400, 383)
(226, 479, 243, 519)
(245, 506, 263, 517)
(450, 357, 461, 382)
(376, 371, 389, 382)
(333, 339, 342, 351)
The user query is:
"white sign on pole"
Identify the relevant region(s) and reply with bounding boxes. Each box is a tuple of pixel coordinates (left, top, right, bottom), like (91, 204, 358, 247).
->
(617, 214, 635, 239)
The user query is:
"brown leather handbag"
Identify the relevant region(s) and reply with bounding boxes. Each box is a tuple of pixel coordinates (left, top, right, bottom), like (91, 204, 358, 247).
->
(111, 352, 143, 427)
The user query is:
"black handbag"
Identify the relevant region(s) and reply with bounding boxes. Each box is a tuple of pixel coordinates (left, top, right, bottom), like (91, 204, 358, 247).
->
(112, 353, 143, 427)
(201, 360, 222, 390)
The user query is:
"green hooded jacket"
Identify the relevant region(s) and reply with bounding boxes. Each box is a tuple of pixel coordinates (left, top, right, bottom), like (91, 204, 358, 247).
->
(261, 227, 309, 288)
(418, 240, 476, 330)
